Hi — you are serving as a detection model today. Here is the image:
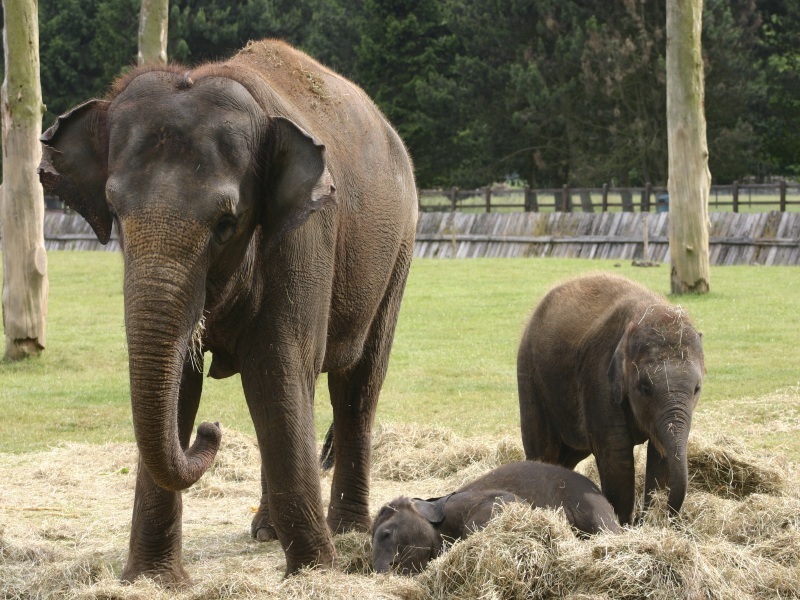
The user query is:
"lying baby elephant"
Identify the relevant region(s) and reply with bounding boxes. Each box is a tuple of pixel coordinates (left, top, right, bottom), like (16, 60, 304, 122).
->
(371, 461, 620, 574)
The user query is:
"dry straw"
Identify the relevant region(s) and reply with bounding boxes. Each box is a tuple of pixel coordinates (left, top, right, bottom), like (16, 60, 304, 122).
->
(1, 415, 798, 599)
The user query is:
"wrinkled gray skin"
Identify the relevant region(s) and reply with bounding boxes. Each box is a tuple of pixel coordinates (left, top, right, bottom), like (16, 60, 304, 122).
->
(38, 40, 417, 583)
(372, 461, 621, 574)
(518, 273, 705, 526)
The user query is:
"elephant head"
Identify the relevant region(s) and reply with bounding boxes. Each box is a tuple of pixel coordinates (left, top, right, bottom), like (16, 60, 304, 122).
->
(608, 304, 705, 516)
(38, 69, 336, 492)
(371, 497, 444, 574)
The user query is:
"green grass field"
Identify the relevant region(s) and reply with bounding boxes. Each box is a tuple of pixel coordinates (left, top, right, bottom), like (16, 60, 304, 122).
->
(1, 252, 798, 458)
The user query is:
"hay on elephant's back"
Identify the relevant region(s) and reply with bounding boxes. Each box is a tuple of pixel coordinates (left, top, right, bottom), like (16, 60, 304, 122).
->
(370, 422, 524, 483)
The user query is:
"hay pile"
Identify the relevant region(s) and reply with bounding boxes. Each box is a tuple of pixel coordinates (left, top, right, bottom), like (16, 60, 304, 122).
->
(1, 415, 798, 599)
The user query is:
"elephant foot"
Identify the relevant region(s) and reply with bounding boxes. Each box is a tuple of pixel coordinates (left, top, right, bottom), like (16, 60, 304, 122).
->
(251, 506, 278, 542)
(326, 504, 371, 535)
(284, 540, 336, 576)
(121, 560, 190, 587)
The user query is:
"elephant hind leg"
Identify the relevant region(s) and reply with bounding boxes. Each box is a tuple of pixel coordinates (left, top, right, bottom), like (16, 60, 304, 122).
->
(250, 463, 278, 542)
(558, 445, 591, 470)
(519, 380, 570, 466)
(326, 246, 413, 534)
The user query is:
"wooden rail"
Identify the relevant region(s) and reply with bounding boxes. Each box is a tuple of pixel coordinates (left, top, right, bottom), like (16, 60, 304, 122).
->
(414, 211, 800, 265)
(419, 182, 800, 213)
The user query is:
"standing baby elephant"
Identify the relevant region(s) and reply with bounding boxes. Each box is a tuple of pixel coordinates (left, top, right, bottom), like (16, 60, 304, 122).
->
(518, 273, 705, 525)
(39, 40, 417, 583)
(372, 461, 620, 574)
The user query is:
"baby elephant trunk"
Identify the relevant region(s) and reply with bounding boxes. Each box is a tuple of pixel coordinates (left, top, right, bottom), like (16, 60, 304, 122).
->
(658, 406, 693, 517)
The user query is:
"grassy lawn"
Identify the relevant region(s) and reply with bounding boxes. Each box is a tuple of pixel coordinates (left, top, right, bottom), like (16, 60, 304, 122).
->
(1, 252, 798, 458)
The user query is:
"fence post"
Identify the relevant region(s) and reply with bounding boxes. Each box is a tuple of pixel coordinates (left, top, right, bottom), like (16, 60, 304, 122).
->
(602, 183, 609, 212)
(642, 182, 652, 212)
(732, 180, 739, 213)
(485, 186, 491, 213)
(621, 189, 634, 212)
(780, 180, 787, 212)
(562, 185, 571, 212)
(451, 187, 458, 211)
(524, 186, 539, 212)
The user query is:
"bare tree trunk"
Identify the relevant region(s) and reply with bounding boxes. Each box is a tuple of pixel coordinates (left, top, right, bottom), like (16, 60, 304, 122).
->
(138, 0, 169, 66)
(1, 0, 48, 360)
(667, 0, 711, 294)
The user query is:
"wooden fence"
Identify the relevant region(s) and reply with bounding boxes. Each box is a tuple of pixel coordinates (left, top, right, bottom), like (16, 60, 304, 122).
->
(419, 182, 800, 213)
(1, 210, 797, 266)
(415, 211, 800, 266)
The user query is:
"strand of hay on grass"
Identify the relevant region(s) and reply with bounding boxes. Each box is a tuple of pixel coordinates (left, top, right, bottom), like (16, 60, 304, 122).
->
(186, 428, 261, 499)
(574, 430, 791, 502)
(2, 417, 799, 598)
(370, 422, 524, 485)
(687, 433, 789, 498)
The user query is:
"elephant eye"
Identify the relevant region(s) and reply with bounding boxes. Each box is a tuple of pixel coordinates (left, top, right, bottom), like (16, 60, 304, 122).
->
(639, 379, 653, 396)
(694, 384, 702, 395)
(213, 214, 238, 244)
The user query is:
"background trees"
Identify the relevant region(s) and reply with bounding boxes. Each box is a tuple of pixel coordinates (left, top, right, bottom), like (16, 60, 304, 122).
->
(2, 0, 798, 187)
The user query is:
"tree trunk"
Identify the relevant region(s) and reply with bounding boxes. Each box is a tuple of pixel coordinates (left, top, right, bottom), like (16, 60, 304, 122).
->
(1, 0, 48, 360)
(138, 0, 169, 66)
(666, 0, 711, 294)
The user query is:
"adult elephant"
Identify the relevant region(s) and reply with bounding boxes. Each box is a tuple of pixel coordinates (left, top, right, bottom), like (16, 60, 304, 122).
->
(39, 40, 418, 583)
(517, 273, 705, 526)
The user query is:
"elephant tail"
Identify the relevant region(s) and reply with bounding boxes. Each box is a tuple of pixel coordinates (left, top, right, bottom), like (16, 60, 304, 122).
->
(319, 423, 335, 471)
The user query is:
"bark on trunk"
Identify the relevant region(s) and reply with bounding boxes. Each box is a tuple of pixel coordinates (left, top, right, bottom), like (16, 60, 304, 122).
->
(667, 0, 711, 294)
(138, 0, 169, 66)
(1, 0, 48, 360)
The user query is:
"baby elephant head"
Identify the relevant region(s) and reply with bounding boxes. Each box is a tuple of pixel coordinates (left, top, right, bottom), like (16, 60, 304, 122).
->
(371, 496, 445, 575)
(608, 304, 705, 516)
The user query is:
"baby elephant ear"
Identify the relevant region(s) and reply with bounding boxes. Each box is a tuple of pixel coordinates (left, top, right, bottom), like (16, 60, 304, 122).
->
(39, 99, 113, 244)
(412, 498, 446, 525)
(607, 325, 632, 405)
(261, 116, 336, 244)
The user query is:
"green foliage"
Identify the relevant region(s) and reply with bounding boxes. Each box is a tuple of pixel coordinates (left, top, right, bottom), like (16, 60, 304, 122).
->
(1, 253, 799, 456)
(38, 0, 139, 127)
(5, 0, 800, 185)
(353, 0, 459, 186)
(754, 0, 800, 176)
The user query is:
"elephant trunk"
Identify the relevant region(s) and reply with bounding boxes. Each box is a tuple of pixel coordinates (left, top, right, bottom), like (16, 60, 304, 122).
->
(123, 236, 220, 492)
(657, 403, 693, 516)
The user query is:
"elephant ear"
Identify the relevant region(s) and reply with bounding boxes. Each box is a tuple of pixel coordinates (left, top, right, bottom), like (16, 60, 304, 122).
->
(412, 497, 447, 525)
(39, 99, 113, 244)
(607, 324, 633, 405)
(261, 116, 336, 244)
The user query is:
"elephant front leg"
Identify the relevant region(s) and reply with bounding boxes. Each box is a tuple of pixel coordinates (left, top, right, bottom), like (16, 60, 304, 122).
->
(594, 444, 636, 526)
(643, 440, 670, 514)
(121, 357, 203, 584)
(244, 373, 334, 574)
(121, 459, 188, 584)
